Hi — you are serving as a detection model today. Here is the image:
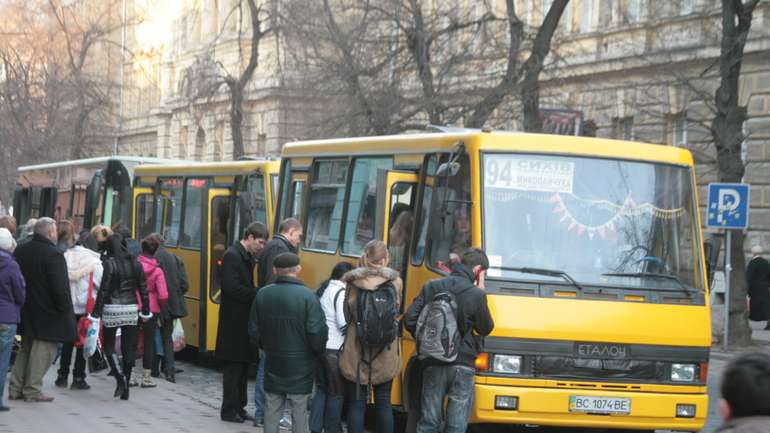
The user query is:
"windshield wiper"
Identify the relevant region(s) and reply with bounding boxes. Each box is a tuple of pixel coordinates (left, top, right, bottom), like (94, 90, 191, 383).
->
(601, 272, 692, 296)
(500, 266, 585, 291)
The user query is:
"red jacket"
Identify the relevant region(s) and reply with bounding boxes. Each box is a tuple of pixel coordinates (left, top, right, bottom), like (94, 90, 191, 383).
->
(138, 255, 168, 314)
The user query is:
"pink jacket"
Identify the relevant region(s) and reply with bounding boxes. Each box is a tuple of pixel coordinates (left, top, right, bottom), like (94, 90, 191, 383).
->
(138, 255, 168, 314)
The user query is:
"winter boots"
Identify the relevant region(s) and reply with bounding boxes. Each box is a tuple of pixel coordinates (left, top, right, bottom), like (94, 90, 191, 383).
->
(108, 354, 130, 400)
(141, 370, 157, 388)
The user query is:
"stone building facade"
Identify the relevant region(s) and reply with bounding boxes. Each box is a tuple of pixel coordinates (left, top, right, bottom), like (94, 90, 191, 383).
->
(114, 0, 770, 247)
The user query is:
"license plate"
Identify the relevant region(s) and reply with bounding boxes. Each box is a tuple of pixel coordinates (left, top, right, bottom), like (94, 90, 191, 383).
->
(569, 396, 631, 414)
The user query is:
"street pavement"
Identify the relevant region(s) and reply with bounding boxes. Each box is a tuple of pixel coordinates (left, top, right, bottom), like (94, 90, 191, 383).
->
(2, 323, 769, 433)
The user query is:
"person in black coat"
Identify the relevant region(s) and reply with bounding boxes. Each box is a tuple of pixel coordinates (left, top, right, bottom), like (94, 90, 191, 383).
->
(154, 238, 189, 382)
(257, 218, 303, 288)
(746, 245, 770, 329)
(9, 218, 77, 402)
(216, 221, 269, 424)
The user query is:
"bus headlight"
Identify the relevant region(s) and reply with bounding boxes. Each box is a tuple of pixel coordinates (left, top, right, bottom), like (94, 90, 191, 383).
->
(671, 364, 696, 382)
(492, 355, 522, 374)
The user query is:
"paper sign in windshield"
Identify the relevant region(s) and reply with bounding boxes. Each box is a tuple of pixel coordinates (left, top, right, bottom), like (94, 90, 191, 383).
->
(485, 157, 574, 194)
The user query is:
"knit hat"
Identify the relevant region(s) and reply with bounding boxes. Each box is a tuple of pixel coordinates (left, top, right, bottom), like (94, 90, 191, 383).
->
(0, 228, 16, 253)
(273, 252, 300, 269)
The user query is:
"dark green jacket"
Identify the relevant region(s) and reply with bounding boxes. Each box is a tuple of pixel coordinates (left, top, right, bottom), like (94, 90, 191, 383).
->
(249, 276, 328, 395)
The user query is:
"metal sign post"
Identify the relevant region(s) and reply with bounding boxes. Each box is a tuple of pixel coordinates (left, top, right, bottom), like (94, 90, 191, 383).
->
(706, 183, 750, 351)
(723, 230, 732, 351)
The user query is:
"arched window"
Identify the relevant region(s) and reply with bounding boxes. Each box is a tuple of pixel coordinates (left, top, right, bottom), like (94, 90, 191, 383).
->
(195, 127, 207, 160)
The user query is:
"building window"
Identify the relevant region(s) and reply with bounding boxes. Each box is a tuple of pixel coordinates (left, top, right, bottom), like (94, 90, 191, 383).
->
(621, 0, 642, 23)
(579, 0, 594, 33)
(679, 0, 694, 15)
(613, 117, 634, 140)
(672, 112, 687, 147)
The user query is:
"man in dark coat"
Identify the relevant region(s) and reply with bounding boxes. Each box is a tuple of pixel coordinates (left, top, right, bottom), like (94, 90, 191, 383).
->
(253, 217, 303, 426)
(9, 217, 77, 402)
(257, 218, 303, 288)
(249, 253, 327, 433)
(216, 221, 268, 423)
(154, 234, 190, 382)
(405, 248, 494, 433)
(746, 245, 770, 329)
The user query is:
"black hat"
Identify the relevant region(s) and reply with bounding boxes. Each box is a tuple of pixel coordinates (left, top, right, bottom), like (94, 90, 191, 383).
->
(273, 252, 300, 269)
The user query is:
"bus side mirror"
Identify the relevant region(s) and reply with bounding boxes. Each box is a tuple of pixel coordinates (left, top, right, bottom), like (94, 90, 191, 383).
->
(704, 237, 722, 288)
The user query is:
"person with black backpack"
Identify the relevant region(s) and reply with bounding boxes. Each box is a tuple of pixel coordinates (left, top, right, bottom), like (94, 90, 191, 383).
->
(338, 240, 402, 433)
(404, 248, 494, 433)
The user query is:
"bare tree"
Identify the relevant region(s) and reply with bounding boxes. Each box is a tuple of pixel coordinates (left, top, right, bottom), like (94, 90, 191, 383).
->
(281, 0, 567, 137)
(179, 0, 271, 159)
(714, 0, 761, 347)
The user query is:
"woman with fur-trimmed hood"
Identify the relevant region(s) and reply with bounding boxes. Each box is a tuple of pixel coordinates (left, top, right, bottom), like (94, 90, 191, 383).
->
(339, 239, 402, 433)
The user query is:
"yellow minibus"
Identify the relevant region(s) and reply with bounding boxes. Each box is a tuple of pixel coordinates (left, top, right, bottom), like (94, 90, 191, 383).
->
(276, 131, 711, 432)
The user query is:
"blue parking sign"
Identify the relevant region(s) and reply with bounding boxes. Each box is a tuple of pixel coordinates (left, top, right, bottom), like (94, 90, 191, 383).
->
(707, 183, 750, 229)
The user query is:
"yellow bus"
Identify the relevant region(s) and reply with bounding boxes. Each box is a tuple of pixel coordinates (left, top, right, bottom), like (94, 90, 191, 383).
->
(131, 159, 281, 353)
(276, 131, 712, 432)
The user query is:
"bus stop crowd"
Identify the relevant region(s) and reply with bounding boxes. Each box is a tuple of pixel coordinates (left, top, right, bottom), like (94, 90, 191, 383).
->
(0, 214, 767, 433)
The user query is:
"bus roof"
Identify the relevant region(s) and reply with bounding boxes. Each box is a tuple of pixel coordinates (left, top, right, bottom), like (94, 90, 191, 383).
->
(18, 156, 194, 172)
(133, 159, 281, 177)
(281, 132, 695, 166)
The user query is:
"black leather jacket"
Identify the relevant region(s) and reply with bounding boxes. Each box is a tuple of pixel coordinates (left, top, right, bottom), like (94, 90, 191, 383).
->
(93, 256, 150, 317)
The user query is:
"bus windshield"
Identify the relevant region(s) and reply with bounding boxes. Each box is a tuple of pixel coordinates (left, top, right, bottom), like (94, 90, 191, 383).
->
(482, 153, 703, 292)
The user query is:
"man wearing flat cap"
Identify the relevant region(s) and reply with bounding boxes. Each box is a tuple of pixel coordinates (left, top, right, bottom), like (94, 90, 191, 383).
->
(249, 253, 327, 433)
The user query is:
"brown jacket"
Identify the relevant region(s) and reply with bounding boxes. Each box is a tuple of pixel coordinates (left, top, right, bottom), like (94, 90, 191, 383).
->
(339, 265, 402, 385)
(716, 417, 770, 433)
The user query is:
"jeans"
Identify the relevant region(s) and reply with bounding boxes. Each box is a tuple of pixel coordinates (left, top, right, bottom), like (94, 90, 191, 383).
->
(58, 315, 86, 380)
(266, 392, 310, 433)
(347, 379, 393, 433)
(416, 365, 475, 433)
(254, 356, 266, 420)
(0, 324, 17, 406)
(141, 315, 158, 370)
(310, 350, 345, 433)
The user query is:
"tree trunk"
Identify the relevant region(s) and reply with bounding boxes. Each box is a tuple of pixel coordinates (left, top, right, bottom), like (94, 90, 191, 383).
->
(711, 0, 759, 347)
(520, 0, 568, 132)
(230, 82, 245, 159)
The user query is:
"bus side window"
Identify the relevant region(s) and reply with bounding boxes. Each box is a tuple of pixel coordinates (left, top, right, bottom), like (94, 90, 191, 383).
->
(342, 157, 394, 256)
(135, 194, 155, 240)
(234, 174, 267, 238)
(180, 178, 207, 249)
(306, 159, 348, 252)
(412, 156, 438, 266)
(428, 153, 472, 270)
(290, 181, 305, 221)
(210, 196, 230, 304)
(159, 178, 183, 247)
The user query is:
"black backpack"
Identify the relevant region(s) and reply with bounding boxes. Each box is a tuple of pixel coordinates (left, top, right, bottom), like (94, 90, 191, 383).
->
(355, 280, 399, 349)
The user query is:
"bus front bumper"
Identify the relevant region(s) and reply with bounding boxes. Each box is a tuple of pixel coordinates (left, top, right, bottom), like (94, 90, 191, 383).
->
(471, 383, 707, 431)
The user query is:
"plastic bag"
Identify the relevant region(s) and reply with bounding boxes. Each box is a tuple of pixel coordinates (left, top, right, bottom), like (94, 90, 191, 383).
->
(83, 316, 101, 357)
(172, 319, 186, 352)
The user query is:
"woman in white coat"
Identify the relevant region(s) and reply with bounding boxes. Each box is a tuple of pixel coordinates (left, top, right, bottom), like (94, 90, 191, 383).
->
(56, 230, 103, 390)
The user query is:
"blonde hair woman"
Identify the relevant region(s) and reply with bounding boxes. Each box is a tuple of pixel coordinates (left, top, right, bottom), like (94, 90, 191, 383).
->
(339, 240, 402, 433)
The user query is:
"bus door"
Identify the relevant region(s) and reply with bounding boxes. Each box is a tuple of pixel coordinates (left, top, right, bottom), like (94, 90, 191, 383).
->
(376, 170, 418, 409)
(132, 186, 156, 240)
(207, 187, 232, 352)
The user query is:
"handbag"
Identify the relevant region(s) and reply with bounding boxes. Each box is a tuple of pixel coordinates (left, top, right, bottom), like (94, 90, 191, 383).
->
(102, 304, 139, 328)
(88, 337, 109, 373)
(75, 273, 95, 348)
